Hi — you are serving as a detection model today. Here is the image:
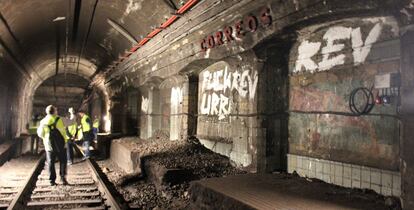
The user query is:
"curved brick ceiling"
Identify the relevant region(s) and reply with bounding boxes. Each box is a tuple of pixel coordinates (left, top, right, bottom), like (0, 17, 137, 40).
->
(0, 0, 181, 81)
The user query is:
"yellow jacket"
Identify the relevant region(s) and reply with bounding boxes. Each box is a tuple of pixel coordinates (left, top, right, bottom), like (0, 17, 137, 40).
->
(28, 119, 40, 135)
(81, 115, 92, 133)
(37, 114, 68, 151)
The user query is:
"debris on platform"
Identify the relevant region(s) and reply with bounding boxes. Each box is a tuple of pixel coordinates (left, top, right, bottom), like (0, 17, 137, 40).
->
(98, 136, 246, 209)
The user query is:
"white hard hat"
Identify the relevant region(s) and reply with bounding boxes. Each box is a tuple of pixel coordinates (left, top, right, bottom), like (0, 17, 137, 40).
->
(68, 107, 75, 114)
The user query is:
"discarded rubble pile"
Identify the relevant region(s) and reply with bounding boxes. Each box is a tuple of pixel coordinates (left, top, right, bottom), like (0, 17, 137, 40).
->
(144, 136, 246, 179)
(100, 136, 246, 209)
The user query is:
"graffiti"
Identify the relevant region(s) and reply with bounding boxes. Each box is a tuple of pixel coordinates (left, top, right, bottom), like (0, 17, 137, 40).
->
(171, 87, 183, 114)
(200, 66, 258, 120)
(294, 23, 382, 73)
(141, 96, 149, 114)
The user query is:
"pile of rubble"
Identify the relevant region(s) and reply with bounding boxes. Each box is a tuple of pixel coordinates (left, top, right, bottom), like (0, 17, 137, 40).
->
(98, 136, 246, 209)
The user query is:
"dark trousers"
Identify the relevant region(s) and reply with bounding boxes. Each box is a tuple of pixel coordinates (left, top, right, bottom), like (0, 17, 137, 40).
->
(83, 132, 93, 158)
(30, 134, 39, 154)
(46, 150, 67, 183)
(66, 140, 74, 163)
(82, 140, 91, 158)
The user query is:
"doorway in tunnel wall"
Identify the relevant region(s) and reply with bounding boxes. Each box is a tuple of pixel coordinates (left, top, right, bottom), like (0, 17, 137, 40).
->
(124, 88, 140, 135)
(139, 79, 162, 139)
(159, 76, 187, 141)
(254, 38, 293, 172)
(159, 85, 172, 139)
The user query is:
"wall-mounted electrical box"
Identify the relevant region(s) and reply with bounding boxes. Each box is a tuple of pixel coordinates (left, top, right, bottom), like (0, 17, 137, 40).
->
(374, 73, 400, 105)
(374, 73, 400, 89)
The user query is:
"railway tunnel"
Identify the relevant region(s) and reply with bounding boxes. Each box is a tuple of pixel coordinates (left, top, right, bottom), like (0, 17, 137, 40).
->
(0, 0, 414, 209)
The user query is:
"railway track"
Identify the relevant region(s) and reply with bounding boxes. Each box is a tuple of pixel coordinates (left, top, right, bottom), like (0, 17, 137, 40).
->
(0, 154, 125, 210)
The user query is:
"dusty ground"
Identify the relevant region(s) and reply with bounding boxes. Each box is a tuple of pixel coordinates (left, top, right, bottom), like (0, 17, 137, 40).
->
(97, 136, 246, 209)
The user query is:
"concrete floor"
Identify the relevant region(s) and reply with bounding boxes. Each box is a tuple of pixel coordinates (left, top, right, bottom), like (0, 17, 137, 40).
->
(190, 173, 392, 210)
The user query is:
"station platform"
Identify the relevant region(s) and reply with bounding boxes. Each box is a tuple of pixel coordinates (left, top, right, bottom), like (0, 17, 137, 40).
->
(189, 173, 393, 210)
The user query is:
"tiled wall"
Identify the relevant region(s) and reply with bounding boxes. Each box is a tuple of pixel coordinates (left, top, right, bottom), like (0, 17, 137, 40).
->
(287, 154, 401, 197)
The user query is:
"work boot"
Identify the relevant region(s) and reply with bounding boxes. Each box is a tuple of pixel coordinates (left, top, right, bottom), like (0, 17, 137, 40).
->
(50, 181, 56, 186)
(61, 178, 68, 185)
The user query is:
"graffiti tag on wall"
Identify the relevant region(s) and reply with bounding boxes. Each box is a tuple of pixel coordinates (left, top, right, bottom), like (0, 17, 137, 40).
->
(293, 19, 392, 74)
(141, 96, 149, 114)
(199, 65, 258, 120)
(171, 87, 183, 114)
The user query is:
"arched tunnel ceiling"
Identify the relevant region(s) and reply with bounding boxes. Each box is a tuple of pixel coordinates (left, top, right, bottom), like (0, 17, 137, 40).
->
(33, 73, 90, 115)
(0, 0, 183, 82)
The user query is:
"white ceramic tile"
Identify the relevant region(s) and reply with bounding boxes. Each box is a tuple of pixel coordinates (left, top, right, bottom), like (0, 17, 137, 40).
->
(316, 171, 323, 180)
(343, 178, 351, 188)
(287, 154, 401, 198)
(288, 155, 295, 168)
(381, 187, 392, 196)
(323, 174, 331, 184)
(393, 174, 401, 191)
(323, 162, 330, 175)
(371, 169, 381, 185)
(352, 179, 361, 188)
(334, 164, 343, 177)
(288, 165, 294, 174)
(351, 167, 361, 181)
(392, 189, 401, 197)
(308, 170, 316, 178)
(297, 157, 303, 169)
(309, 160, 316, 173)
(330, 163, 336, 176)
(361, 181, 370, 189)
(381, 172, 392, 188)
(316, 161, 323, 173)
(334, 176, 343, 186)
(303, 158, 310, 170)
(361, 168, 370, 183)
(343, 165, 352, 178)
(297, 168, 305, 177)
(371, 184, 381, 194)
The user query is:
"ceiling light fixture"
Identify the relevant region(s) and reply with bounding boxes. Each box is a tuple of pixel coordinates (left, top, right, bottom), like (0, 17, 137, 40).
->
(52, 17, 66, 22)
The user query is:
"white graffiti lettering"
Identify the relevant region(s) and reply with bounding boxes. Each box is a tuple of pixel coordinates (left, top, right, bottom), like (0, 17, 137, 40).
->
(351, 23, 382, 65)
(171, 87, 183, 114)
(200, 66, 258, 120)
(141, 96, 149, 114)
(318, 26, 352, 71)
(294, 22, 383, 73)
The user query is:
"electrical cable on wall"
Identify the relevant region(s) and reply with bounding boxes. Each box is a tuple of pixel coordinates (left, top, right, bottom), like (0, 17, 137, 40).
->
(349, 87, 375, 116)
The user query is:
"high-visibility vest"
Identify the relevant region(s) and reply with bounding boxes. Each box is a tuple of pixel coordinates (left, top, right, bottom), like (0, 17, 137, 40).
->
(28, 119, 40, 135)
(81, 115, 92, 133)
(67, 123, 78, 138)
(37, 115, 68, 151)
(93, 119, 99, 129)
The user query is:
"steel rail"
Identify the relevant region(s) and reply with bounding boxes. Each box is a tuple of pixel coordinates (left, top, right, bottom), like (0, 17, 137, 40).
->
(7, 154, 45, 210)
(85, 159, 124, 210)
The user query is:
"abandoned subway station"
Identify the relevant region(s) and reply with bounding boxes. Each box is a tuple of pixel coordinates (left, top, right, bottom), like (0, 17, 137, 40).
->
(1, 0, 414, 209)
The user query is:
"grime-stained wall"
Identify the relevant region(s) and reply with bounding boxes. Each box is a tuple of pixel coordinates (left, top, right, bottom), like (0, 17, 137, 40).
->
(197, 58, 259, 168)
(0, 54, 27, 141)
(288, 16, 401, 189)
(138, 76, 188, 140)
(139, 81, 162, 139)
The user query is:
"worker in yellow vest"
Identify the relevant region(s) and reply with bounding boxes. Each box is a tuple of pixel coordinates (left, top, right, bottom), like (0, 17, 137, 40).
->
(27, 114, 41, 154)
(37, 105, 68, 186)
(78, 110, 93, 159)
(65, 107, 78, 165)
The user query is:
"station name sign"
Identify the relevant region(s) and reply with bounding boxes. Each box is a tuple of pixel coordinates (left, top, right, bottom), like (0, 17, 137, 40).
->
(200, 7, 272, 51)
